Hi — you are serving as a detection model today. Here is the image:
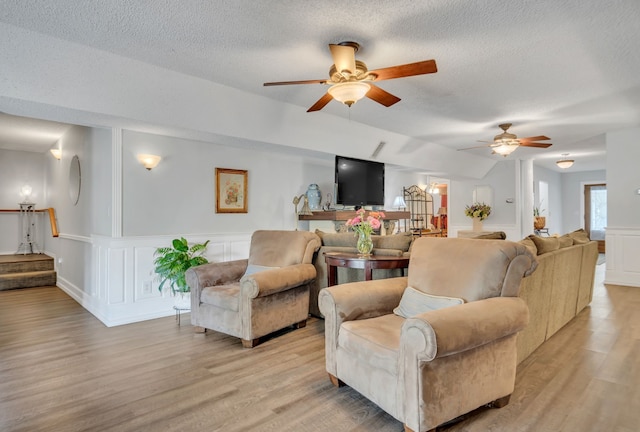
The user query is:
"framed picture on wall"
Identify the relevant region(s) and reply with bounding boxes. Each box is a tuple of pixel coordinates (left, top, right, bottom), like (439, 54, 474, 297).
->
(215, 168, 248, 213)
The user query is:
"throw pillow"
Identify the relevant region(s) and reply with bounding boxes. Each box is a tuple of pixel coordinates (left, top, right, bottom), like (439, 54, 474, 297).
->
(567, 228, 591, 244)
(528, 234, 559, 255)
(559, 235, 574, 248)
(519, 237, 538, 255)
(242, 264, 279, 278)
(372, 232, 413, 252)
(393, 286, 464, 318)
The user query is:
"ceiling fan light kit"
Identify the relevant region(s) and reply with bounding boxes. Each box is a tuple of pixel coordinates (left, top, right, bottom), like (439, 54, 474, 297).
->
(556, 153, 574, 169)
(327, 81, 371, 107)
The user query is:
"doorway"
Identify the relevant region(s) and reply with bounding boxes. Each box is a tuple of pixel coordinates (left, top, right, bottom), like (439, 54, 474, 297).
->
(584, 183, 606, 253)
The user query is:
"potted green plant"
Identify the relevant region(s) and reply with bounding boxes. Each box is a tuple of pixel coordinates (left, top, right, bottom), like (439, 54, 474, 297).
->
(153, 237, 210, 309)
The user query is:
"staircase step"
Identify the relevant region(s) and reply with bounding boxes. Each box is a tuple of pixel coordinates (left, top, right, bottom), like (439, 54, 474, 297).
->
(0, 270, 57, 290)
(0, 254, 54, 274)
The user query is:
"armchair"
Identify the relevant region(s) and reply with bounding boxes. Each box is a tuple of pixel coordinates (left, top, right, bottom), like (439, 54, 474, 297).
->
(186, 230, 321, 348)
(319, 237, 537, 432)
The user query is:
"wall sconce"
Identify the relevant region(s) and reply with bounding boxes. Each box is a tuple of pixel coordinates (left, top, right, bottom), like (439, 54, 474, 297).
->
(392, 196, 407, 210)
(21, 184, 33, 203)
(137, 154, 161, 170)
(556, 153, 574, 169)
(50, 148, 62, 160)
(427, 182, 439, 194)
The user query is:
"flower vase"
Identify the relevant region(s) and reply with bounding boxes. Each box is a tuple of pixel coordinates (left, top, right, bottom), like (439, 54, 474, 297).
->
(472, 217, 483, 232)
(356, 231, 374, 256)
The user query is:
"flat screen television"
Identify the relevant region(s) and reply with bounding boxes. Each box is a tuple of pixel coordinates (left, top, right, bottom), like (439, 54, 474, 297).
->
(335, 155, 385, 207)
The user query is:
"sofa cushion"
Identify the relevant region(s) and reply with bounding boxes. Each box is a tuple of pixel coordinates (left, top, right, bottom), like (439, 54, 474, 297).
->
(567, 228, 591, 244)
(201, 284, 240, 311)
(393, 286, 464, 318)
(529, 235, 560, 255)
(315, 230, 358, 247)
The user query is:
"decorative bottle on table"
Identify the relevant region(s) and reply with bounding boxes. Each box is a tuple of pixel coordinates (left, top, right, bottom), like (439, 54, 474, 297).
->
(306, 184, 322, 211)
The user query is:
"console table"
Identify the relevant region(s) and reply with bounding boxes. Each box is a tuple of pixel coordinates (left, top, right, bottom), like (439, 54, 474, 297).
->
(324, 252, 411, 286)
(299, 210, 410, 235)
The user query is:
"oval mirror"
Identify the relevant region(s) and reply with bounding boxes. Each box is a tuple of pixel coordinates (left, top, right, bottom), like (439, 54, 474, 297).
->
(69, 155, 81, 205)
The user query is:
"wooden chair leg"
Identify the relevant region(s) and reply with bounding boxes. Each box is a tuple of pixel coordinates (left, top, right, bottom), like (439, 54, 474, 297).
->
(328, 373, 345, 387)
(492, 394, 511, 408)
(194, 326, 206, 333)
(294, 319, 307, 329)
(241, 338, 260, 348)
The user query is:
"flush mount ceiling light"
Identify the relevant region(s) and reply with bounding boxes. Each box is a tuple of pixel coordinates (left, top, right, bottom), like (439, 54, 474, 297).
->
(50, 148, 62, 160)
(137, 154, 161, 170)
(556, 153, 574, 169)
(327, 81, 371, 107)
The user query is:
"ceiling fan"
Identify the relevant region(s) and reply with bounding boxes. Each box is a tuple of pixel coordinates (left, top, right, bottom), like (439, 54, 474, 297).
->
(458, 123, 552, 157)
(263, 41, 437, 112)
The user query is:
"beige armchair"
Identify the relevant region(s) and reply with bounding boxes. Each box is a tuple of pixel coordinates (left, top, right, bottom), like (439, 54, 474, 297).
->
(319, 237, 537, 432)
(186, 230, 321, 348)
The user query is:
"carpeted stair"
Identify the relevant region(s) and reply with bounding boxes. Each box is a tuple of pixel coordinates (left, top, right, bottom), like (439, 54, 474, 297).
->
(0, 254, 57, 290)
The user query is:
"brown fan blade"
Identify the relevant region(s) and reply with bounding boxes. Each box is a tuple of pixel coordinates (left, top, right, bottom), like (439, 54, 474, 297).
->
(263, 79, 327, 86)
(307, 92, 334, 112)
(329, 44, 357, 75)
(518, 135, 550, 142)
(365, 84, 401, 107)
(369, 59, 437, 81)
(520, 142, 552, 148)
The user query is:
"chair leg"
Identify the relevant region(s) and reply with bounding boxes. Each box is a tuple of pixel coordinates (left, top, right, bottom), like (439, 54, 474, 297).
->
(194, 326, 206, 333)
(294, 319, 307, 329)
(328, 373, 345, 387)
(492, 394, 511, 408)
(241, 338, 261, 348)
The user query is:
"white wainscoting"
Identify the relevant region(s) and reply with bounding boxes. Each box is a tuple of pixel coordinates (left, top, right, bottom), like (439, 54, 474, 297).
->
(605, 227, 640, 288)
(58, 232, 252, 327)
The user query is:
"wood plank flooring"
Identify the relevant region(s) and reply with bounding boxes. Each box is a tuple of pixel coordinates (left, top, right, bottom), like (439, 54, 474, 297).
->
(0, 263, 638, 432)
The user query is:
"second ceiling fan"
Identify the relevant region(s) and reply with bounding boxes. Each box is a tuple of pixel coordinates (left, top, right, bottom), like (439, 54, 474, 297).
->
(263, 41, 438, 112)
(459, 123, 552, 157)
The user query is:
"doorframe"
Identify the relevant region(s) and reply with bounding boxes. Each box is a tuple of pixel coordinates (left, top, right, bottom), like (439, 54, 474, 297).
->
(581, 181, 606, 253)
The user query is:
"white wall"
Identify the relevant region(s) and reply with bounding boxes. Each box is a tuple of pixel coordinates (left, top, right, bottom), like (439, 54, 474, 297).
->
(605, 127, 640, 287)
(533, 165, 563, 235)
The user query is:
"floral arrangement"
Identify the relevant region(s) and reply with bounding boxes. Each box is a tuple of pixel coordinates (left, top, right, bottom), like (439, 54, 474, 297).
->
(465, 202, 492, 221)
(346, 209, 385, 236)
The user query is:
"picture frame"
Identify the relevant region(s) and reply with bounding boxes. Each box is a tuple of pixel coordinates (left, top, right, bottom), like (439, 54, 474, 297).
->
(215, 168, 248, 213)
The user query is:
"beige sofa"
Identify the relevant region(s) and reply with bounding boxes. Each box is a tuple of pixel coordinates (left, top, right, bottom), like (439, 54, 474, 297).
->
(515, 229, 599, 363)
(309, 230, 414, 317)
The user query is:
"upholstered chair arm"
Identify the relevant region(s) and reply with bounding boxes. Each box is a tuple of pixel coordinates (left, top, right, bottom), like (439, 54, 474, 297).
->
(185, 259, 248, 296)
(400, 297, 530, 361)
(319, 277, 407, 376)
(240, 263, 317, 298)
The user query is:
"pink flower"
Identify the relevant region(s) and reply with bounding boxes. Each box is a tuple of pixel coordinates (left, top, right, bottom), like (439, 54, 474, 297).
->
(369, 217, 381, 229)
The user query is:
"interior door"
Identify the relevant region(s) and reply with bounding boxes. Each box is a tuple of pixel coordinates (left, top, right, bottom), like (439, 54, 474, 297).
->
(584, 183, 606, 253)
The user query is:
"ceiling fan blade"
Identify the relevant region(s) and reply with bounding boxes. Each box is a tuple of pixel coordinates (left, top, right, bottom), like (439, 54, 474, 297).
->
(307, 92, 334, 112)
(369, 59, 437, 81)
(329, 44, 356, 75)
(365, 84, 401, 107)
(520, 142, 553, 148)
(518, 135, 550, 142)
(263, 79, 327, 86)
(457, 144, 495, 151)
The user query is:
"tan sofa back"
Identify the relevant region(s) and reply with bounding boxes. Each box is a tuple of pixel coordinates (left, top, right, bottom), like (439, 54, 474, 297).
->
(516, 237, 598, 363)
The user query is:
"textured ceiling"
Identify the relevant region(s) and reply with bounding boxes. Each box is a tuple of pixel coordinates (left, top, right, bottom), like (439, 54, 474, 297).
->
(1, 0, 639, 172)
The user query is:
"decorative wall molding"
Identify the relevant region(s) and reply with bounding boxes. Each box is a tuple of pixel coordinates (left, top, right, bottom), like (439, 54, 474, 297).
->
(605, 227, 640, 288)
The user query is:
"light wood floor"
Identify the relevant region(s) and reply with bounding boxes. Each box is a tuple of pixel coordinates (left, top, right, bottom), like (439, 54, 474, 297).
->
(1, 264, 638, 432)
